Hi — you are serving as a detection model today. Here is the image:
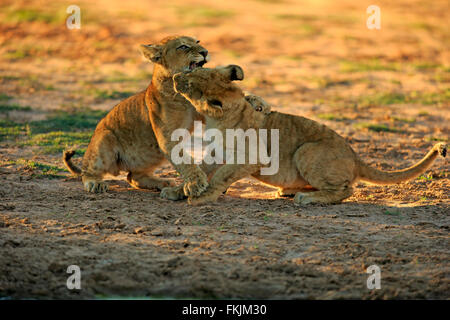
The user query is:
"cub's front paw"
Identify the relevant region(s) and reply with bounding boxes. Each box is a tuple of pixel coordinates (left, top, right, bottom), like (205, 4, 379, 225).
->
(188, 191, 219, 206)
(160, 185, 186, 201)
(277, 188, 298, 198)
(293, 192, 314, 205)
(84, 180, 108, 193)
(183, 174, 209, 197)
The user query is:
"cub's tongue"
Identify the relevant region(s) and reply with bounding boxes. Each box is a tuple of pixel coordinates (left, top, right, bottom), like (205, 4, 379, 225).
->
(189, 60, 206, 70)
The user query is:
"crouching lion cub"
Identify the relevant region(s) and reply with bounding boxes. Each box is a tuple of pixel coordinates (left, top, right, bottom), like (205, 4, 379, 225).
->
(172, 65, 447, 205)
(63, 36, 210, 198)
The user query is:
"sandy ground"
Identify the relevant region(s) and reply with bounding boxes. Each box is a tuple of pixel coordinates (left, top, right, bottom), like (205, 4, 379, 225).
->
(0, 0, 449, 299)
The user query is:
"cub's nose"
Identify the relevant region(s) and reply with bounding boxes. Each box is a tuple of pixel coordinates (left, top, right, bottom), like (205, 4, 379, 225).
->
(200, 50, 208, 58)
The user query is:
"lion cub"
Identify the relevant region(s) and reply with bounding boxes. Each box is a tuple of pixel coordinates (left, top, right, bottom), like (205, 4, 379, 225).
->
(172, 65, 447, 205)
(63, 36, 210, 198)
(245, 94, 271, 115)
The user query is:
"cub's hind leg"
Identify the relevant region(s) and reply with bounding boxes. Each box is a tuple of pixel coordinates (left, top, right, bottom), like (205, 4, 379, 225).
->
(127, 169, 173, 191)
(293, 142, 357, 205)
(278, 188, 301, 197)
(189, 164, 260, 205)
(160, 183, 186, 201)
(294, 187, 354, 205)
(277, 185, 316, 197)
(82, 129, 121, 193)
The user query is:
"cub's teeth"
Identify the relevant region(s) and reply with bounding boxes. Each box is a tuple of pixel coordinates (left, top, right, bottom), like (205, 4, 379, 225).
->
(188, 62, 194, 70)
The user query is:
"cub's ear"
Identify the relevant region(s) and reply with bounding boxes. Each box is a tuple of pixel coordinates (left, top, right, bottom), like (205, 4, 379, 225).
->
(229, 65, 244, 81)
(220, 65, 244, 81)
(140, 44, 162, 63)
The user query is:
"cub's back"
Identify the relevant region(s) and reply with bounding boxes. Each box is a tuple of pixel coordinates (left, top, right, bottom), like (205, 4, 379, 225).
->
(94, 90, 159, 149)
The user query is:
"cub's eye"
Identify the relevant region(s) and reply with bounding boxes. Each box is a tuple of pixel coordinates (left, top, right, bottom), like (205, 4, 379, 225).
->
(177, 45, 190, 50)
(255, 106, 262, 112)
(208, 99, 223, 108)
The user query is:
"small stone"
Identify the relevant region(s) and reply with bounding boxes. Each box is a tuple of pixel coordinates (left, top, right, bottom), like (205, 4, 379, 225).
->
(134, 227, 145, 234)
(150, 229, 163, 236)
(0, 221, 9, 228)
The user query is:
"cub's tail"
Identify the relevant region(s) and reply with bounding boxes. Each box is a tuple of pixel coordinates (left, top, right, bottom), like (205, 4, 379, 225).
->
(63, 150, 82, 176)
(358, 143, 446, 184)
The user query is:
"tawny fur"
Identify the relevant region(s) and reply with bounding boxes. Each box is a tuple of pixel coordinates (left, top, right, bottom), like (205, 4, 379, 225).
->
(63, 36, 210, 197)
(172, 66, 447, 205)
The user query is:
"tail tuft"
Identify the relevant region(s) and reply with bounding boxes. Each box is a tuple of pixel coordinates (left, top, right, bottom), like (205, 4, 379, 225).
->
(63, 150, 76, 161)
(436, 142, 447, 158)
(63, 149, 82, 175)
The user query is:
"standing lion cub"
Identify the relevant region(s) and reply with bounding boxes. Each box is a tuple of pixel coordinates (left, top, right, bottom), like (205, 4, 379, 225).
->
(172, 65, 447, 205)
(63, 36, 210, 199)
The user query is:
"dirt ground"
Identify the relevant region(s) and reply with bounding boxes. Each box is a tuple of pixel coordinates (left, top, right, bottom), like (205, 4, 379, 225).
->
(0, 0, 449, 299)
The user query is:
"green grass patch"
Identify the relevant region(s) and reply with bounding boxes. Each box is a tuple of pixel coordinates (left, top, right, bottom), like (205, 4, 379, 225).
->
(0, 119, 26, 141)
(340, 59, 401, 72)
(409, 22, 435, 31)
(411, 90, 450, 105)
(223, 50, 243, 59)
(383, 209, 401, 216)
(294, 24, 320, 37)
(0, 108, 105, 154)
(354, 122, 400, 133)
(317, 113, 349, 121)
(0, 104, 32, 113)
(273, 14, 317, 22)
(358, 93, 407, 108)
(263, 212, 273, 221)
(21, 131, 91, 154)
(4, 44, 56, 62)
(309, 76, 351, 88)
(433, 72, 450, 84)
(417, 174, 433, 181)
(391, 116, 416, 123)
(187, 7, 234, 19)
(6, 159, 66, 179)
(356, 90, 449, 108)
(102, 73, 133, 83)
(413, 62, 441, 71)
(279, 55, 302, 61)
(425, 136, 447, 142)
(88, 89, 134, 100)
(0, 75, 20, 81)
(3, 8, 66, 24)
(326, 14, 357, 25)
(389, 79, 402, 85)
(0, 93, 12, 101)
(8, 74, 56, 90)
(102, 71, 153, 83)
(5, 49, 29, 60)
(28, 109, 107, 134)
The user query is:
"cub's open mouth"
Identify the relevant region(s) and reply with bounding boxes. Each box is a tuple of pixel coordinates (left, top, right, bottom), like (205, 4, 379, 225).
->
(207, 99, 223, 108)
(189, 60, 206, 70)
